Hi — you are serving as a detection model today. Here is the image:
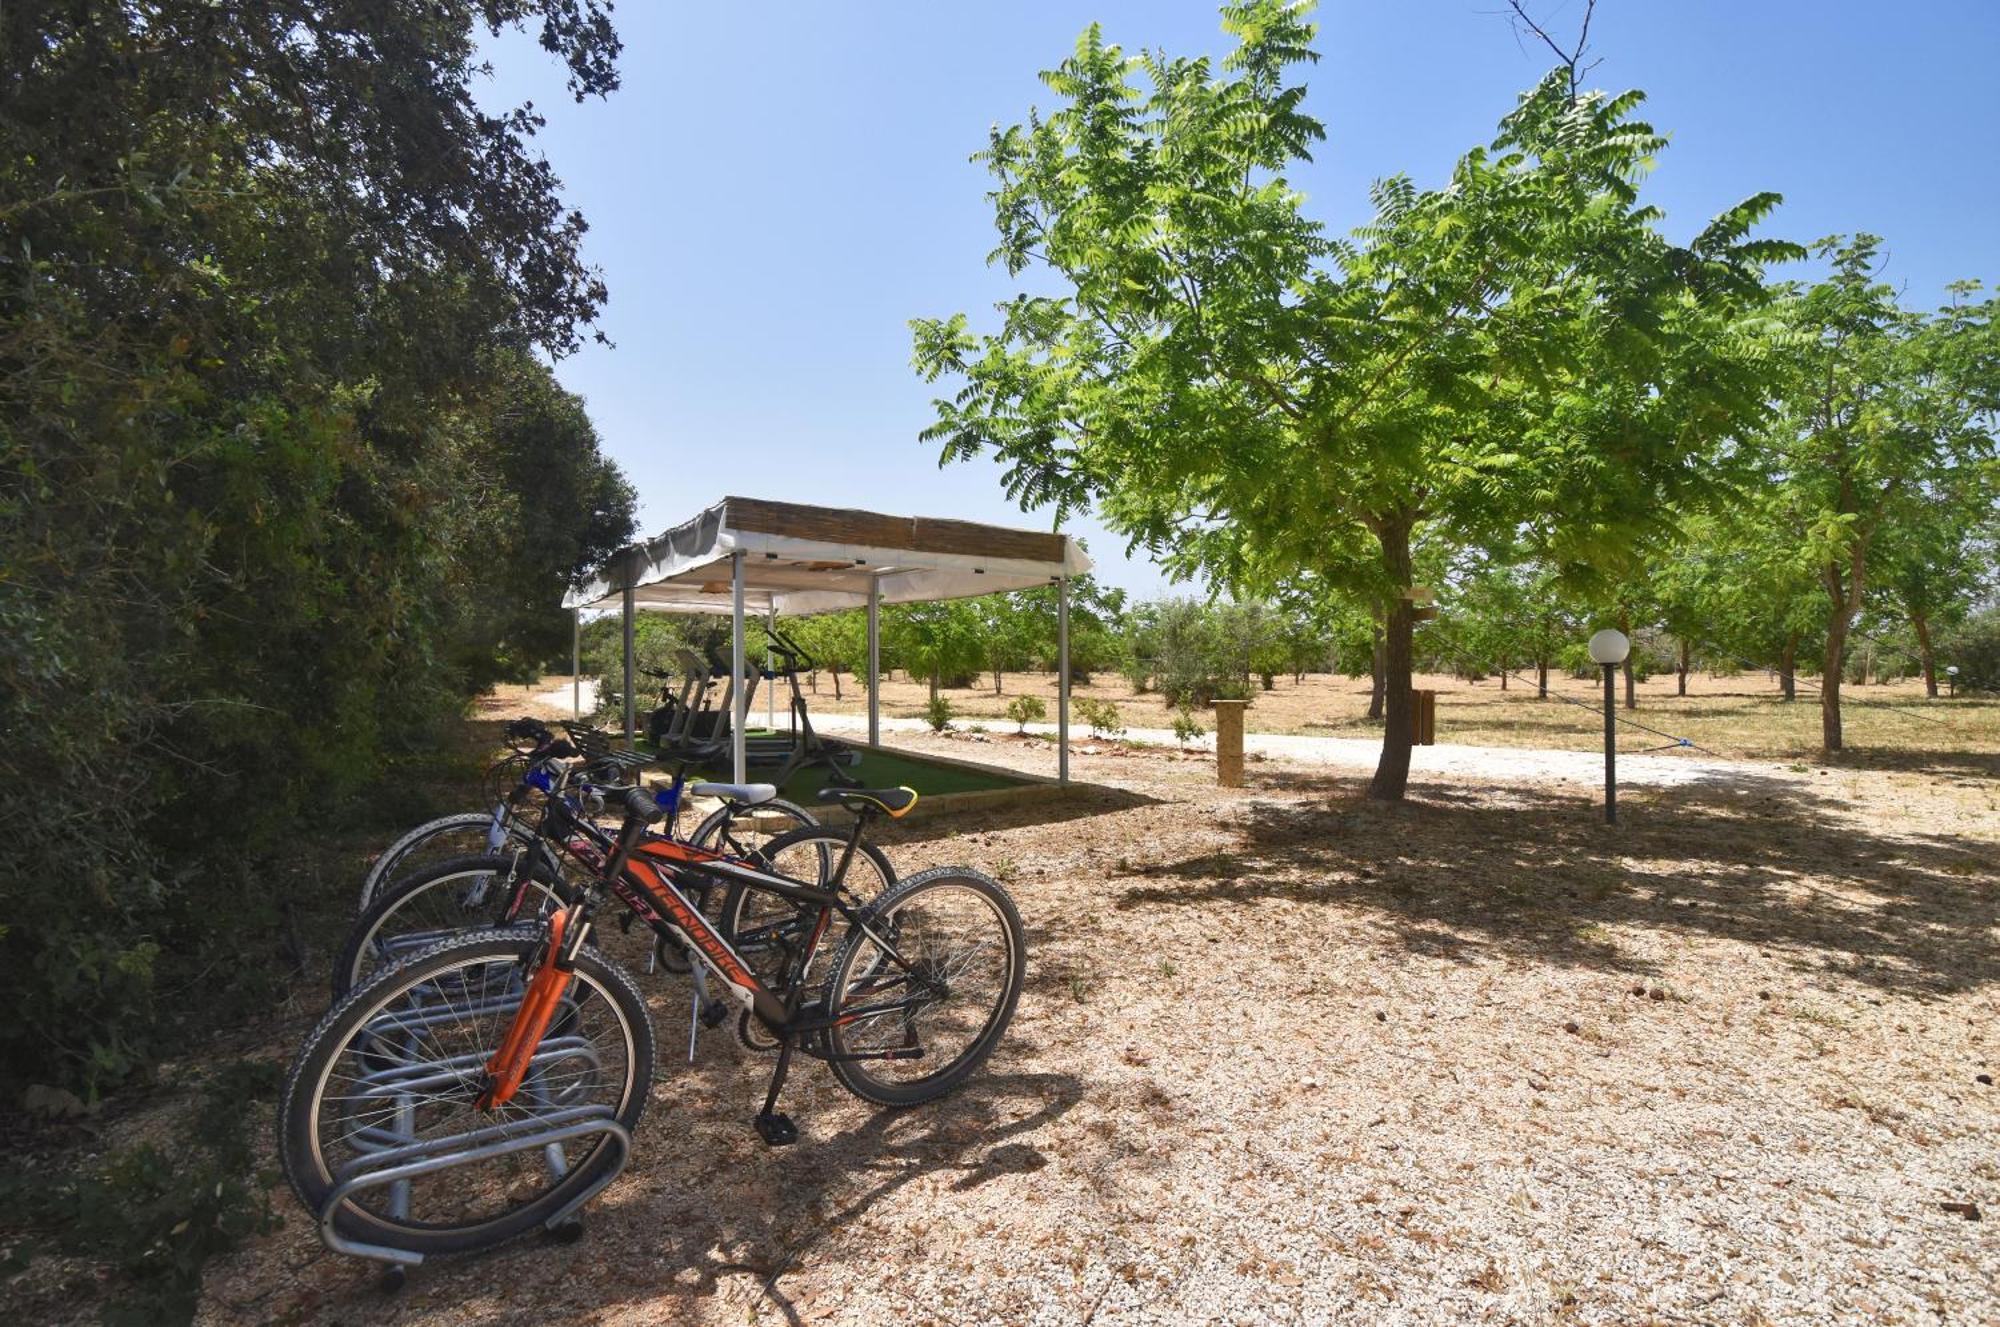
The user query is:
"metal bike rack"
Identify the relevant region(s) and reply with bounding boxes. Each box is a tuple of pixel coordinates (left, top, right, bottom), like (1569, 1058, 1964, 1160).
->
(316, 967, 631, 1278)
(317, 1104, 633, 1270)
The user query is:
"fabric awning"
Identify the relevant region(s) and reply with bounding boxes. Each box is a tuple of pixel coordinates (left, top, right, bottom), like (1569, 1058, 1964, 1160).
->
(565, 496, 1092, 615)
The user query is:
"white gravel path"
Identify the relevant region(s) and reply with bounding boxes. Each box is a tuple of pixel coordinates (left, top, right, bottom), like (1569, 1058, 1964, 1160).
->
(533, 676, 598, 713)
(810, 711, 1785, 791)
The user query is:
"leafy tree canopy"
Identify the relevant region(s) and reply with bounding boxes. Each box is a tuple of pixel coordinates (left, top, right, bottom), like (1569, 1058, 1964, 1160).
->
(914, 0, 1793, 797)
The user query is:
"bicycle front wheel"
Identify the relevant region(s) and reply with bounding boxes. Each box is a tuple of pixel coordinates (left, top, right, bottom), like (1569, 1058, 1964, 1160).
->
(824, 867, 1025, 1107)
(279, 929, 654, 1258)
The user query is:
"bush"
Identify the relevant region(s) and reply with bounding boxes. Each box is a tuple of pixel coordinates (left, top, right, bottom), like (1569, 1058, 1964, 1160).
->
(1, 1060, 282, 1325)
(924, 695, 955, 731)
(1005, 694, 1047, 733)
(0, 5, 635, 1098)
(1942, 607, 2000, 693)
(1172, 706, 1206, 748)
(1077, 697, 1126, 738)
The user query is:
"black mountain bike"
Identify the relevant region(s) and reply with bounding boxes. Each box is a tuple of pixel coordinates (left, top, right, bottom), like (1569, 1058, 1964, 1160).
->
(330, 741, 893, 997)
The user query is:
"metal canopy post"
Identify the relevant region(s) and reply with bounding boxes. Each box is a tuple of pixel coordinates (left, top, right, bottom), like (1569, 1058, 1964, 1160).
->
(730, 552, 747, 782)
(866, 575, 881, 747)
(767, 605, 777, 733)
(621, 586, 636, 744)
(572, 607, 581, 718)
(1057, 576, 1070, 785)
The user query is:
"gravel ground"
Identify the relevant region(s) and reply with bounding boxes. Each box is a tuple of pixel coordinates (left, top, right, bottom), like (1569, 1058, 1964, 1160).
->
(813, 712, 1768, 790)
(195, 731, 1998, 1326)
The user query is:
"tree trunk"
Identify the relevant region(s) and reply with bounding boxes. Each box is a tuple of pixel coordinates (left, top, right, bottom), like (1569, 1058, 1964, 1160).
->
(1822, 613, 1848, 751)
(1500, 663, 1508, 692)
(994, 666, 1003, 694)
(1367, 625, 1386, 721)
(1779, 633, 1798, 701)
(831, 668, 842, 701)
(930, 669, 941, 703)
(1537, 656, 1549, 699)
(1619, 612, 1637, 710)
(1913, 611, 1937, 697)
(1369, 524, 1416, 802)
(1822, 538, 1870, 751)
(1677, 639, 1690, 697)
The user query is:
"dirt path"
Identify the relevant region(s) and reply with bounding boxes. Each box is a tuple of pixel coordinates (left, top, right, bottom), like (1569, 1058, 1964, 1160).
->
(812, 711, 1776, 792)
(198, 732, 1998, 1326)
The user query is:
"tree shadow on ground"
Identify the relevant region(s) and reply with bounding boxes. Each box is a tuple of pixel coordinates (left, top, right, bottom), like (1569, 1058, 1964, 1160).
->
(1813, 746, 2000, 780)
(869, 781, 1161, 849)
(1115, 769, 1996, 998)
(274, 1068, 1083, 1324)
(572, 1069, 1084, 1325)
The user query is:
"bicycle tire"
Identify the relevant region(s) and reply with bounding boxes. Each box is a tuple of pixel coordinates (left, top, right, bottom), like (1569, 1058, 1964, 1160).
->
(358, 811, 535, 913)
(279, 929, 654, 1258)
(823, 867, 1025, 1108)
(333, 855, 566, 998)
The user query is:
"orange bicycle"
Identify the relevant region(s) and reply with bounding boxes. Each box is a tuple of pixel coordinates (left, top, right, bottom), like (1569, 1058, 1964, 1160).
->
(278, 783, 1024, 1278)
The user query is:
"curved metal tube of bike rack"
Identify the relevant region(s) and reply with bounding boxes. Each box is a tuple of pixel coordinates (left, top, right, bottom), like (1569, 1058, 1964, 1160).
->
(317, 1104, 633, 1270)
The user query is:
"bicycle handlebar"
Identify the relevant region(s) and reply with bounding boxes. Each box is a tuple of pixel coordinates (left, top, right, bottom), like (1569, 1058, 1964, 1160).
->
(622, 786, 668, 825)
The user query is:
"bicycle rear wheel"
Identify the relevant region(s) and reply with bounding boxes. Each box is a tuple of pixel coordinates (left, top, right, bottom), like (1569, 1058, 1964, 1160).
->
(823, 867, 1025, 1107)
(279, 929, 653, 1258)
(333, 855, 565, 998)
(359, 811, 533, 913)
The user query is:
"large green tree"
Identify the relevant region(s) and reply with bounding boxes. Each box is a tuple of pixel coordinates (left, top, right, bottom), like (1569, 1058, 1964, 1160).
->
(914, 0, 1789, 798)
(1757, 239, 1999, 747)
(0, 1, 630, 1089)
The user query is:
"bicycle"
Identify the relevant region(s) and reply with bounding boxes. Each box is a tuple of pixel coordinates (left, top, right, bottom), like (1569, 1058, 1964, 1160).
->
(332, 738, 891, 997)
(355, 717, 817, 914)
(279, 781, 1024, 1274)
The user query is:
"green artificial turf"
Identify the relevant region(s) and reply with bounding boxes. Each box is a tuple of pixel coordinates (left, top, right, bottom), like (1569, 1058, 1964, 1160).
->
(635, 735, 1032, 802)
(767, 745, 1024, 804)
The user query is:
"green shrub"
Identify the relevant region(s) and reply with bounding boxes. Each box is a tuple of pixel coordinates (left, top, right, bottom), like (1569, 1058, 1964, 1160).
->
(1172, 706, 1206, 748)
(0, 4, 636, 1099)
(1005, 694, 1047, 733)
(1942, 607, 2000, 692)
(1, 1060, 282, 1326)
(1077, 697, 1126, 738)
(924, 696, 955, 731)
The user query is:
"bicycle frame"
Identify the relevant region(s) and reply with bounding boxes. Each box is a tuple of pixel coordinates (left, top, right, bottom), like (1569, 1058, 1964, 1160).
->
(576, 810, 915, 1037)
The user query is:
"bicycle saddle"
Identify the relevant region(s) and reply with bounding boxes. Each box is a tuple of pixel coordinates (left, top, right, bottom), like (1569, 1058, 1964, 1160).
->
(689, 780, 779, 806)
(814, 785, 919, 819)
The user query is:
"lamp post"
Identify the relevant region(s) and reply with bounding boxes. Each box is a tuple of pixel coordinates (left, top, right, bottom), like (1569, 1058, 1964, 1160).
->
(1946, 665, 1959, 699)
(1588, 629, 1630, 825)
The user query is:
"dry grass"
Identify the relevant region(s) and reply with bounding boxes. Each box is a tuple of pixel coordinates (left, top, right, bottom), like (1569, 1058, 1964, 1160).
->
(791, 668, 2000, 769)
(191, 717, 1998, 1326)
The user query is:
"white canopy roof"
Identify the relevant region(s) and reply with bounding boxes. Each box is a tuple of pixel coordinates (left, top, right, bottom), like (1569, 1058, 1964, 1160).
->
(566, 496, 1093, 616)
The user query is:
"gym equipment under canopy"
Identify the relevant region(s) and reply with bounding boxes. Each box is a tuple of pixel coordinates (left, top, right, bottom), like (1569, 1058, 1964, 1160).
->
(564, 496, 1093, 784)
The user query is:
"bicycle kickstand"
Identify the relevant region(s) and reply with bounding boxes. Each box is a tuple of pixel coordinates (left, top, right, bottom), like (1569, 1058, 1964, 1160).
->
(753, 1038, 799, 1147)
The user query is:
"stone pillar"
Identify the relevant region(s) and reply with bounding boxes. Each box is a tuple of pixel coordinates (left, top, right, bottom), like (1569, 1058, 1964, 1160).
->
(1213, 699, 1248, 788)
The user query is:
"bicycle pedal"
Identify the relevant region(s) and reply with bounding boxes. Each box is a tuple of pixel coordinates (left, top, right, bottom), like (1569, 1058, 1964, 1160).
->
(377, 1264, 408, 1295)
(753, 1111, 799, 1147)
(700, 1000, 730, 1029)
(545, 1216, 586, 1244)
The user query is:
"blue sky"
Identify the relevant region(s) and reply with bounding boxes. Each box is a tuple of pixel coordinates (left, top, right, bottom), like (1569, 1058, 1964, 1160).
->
(480, 2, 2000, 598)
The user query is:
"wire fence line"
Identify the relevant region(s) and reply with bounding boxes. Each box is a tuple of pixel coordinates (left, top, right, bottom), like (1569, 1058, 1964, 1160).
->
(1422, 630, 1716, 756)
(1420, 611, 1979, 755)
(1676, 630, 1956, 732)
